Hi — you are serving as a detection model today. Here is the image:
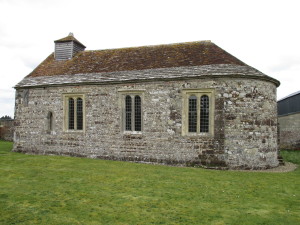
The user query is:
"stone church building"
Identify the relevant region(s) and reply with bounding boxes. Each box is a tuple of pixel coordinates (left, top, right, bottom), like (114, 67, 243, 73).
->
(13, 33, 280, 169)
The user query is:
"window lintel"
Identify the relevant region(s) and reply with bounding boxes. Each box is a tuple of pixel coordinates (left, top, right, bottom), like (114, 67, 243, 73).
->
(182, 88, 215, 95)
(118, 89, 145, 93)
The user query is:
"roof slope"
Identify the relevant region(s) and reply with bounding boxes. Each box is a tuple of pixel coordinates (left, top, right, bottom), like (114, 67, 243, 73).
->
(54, 34, 86, 48)
(27, 41, 247, 77)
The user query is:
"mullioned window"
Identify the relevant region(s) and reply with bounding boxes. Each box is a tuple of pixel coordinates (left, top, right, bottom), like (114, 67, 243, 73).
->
(63, 94, 85, 131)
(118, 90, 144, 133)
(182, 89, 214, 136)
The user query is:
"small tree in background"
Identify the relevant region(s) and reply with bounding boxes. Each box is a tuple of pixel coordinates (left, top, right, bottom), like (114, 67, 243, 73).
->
(0, 115, 13, 120)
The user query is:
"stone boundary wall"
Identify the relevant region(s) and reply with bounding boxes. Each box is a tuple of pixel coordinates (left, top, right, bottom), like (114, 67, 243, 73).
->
(0, 120, 14, 141)
(278, 112, 300, 150)
(13, 77, 278, 169)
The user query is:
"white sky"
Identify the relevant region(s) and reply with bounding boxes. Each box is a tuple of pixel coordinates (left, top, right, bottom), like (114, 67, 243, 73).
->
(0, 0, 299, 117)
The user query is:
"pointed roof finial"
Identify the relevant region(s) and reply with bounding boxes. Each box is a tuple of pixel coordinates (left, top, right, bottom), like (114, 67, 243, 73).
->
(68, 32, 74, 37)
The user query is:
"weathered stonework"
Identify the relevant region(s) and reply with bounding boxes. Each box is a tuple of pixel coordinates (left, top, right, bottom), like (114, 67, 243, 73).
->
(13, 75, 279, 169)
(13, 36, 280, 169)
(0, 120, 14, 141)
(278, 113, 300, 150)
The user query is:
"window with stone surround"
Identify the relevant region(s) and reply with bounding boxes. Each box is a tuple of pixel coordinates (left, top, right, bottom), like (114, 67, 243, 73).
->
(63, 94, 85, 131)
(22, 89, 29, 106)
(47, 111, 54, 133)
(182, 89, 215, 136)
(119, 90, 144, 133)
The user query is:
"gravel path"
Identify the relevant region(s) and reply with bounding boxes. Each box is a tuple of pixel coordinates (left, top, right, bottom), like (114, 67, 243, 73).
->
(233, 162, 298, 173)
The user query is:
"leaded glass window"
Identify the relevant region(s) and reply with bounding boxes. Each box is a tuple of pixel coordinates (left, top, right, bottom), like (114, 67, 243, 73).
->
(68, 98, 75, 130)
(77, 98, 83, 130)
(188, 95, 197, 132)
(183, 89, 214, 136)
(134, 95, 142, 131)
(123, 93, 143, 132)
(125, 95, 132, 131)
(200, 95, 209, 133)
(64, 94, 85, 131)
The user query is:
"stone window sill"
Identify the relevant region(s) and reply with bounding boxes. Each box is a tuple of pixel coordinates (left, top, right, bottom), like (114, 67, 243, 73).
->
(63, 130, 85, 134)
(184, 132, 213, 138)
(123, 131, 143, 135)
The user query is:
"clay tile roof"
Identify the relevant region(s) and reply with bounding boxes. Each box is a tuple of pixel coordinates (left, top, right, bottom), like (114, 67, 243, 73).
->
(27, 41, 247, 77)
(54, 33, 86, 48)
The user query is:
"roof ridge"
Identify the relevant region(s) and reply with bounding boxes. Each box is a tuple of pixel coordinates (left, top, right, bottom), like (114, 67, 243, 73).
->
(26, 40, 275, 82)
(84, 40, 213, 52)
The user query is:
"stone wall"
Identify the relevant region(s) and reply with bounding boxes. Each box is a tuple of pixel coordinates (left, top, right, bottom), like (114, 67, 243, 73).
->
(13, 77, 278, 169)
(278, 112, 300, 150)
(0, 120, 14, 141)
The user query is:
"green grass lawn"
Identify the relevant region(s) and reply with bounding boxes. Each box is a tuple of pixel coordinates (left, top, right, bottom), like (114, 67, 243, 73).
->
(0, 141, 299, 225)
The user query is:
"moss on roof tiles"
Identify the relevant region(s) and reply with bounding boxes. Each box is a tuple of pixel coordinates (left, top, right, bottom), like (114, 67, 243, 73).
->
(27, 41, 247, 77)
(54, 34, 86, 48)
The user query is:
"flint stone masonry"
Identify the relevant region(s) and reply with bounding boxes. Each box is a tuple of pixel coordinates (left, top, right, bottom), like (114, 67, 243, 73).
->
(13, 36, 280, 169)
(0, 120, 14, 141)
(14, 76, 278, 169)
(278, 112, 300, 150)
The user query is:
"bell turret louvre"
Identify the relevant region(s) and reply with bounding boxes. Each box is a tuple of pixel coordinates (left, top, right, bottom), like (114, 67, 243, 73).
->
(54, 33, 86, 60)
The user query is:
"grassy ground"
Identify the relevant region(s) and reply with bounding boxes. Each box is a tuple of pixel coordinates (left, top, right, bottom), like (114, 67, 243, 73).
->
(0, 141, 299, 225)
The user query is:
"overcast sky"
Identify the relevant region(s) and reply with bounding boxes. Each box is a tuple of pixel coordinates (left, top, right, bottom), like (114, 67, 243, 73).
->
(1, 0, 299, 117)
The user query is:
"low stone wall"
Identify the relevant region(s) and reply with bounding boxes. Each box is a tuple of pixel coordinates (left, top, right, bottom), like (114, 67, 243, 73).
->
(0, 120, 14, 141)
(278, 112, 300, 150)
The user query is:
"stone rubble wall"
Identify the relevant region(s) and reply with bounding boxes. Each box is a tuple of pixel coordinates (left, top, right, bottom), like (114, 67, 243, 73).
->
(13, 77, 278, 169)
(0, 120, 14, 141)
(278, 112, 300, 150)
